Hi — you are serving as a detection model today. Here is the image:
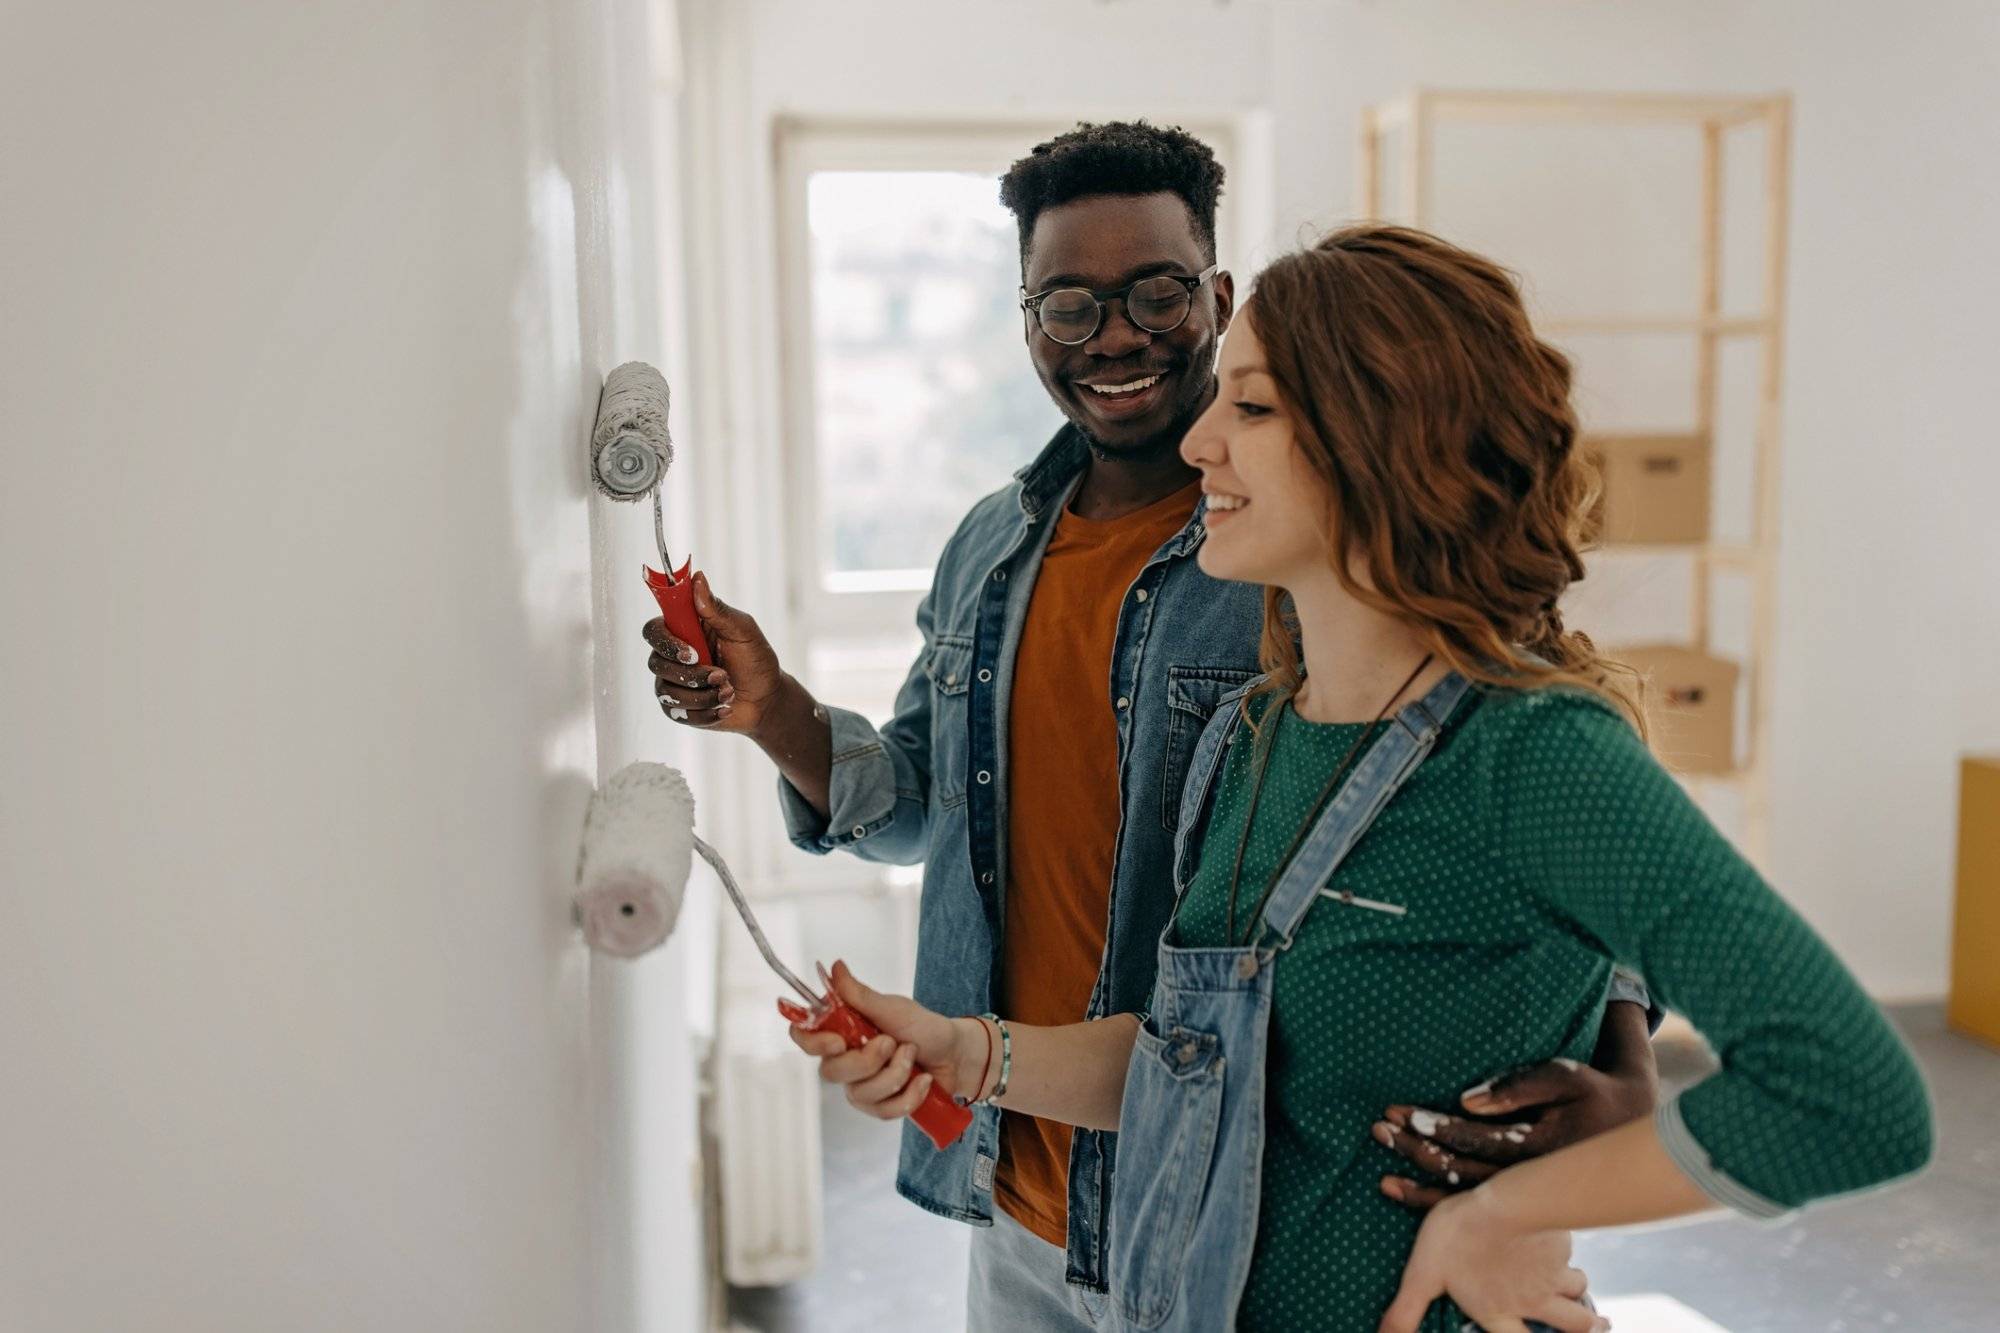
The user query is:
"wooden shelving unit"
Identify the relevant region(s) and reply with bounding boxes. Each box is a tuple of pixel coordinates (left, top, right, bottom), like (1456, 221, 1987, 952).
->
(1357, 89, 1793, 864)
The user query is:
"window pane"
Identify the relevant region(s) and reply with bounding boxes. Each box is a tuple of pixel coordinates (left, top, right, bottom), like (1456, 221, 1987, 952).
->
(805, 171, 1061, 578)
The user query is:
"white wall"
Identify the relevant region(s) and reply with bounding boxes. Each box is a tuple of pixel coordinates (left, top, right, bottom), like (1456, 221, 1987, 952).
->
(0, 2, 704, 1330)
(701, 0, 1997, 997)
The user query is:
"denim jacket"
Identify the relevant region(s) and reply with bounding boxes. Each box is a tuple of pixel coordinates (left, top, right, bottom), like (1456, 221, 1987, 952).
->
(778, 425, 1266, 1291)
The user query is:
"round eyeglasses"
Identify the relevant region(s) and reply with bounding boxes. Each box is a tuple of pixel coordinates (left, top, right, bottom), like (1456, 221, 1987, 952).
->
(1020, 265, 1219, 346)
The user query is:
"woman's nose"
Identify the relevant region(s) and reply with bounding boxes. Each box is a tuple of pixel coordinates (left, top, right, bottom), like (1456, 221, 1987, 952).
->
(1180, 400, 1227, 467)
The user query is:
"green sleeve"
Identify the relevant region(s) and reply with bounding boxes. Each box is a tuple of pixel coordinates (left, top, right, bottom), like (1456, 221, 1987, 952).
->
(1487, 691, 1934, 1217)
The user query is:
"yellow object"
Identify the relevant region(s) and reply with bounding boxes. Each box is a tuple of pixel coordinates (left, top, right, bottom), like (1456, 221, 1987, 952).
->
(1949, 755, 2000, 1050)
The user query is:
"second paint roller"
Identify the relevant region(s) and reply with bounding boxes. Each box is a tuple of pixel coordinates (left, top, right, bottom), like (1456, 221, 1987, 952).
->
(576, 759, 971, 1150)
(590, 361, 712, 665)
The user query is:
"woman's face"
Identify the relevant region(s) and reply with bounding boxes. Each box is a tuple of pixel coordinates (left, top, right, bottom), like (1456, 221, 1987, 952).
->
(1180, 306, 1332, 589)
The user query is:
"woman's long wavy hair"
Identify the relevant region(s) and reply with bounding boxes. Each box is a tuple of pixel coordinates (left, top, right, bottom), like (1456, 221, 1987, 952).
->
(1245, 224, 1645, 734)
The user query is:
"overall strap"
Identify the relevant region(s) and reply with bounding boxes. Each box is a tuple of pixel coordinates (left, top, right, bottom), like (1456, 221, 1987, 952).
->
(1171, 677, 1265, 895)
(1257, 671, 1472, 953)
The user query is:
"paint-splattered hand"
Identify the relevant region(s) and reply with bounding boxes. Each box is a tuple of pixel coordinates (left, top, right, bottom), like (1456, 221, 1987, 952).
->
(1374, 1057, 1658, 1211)
(642, 572, 782, 733)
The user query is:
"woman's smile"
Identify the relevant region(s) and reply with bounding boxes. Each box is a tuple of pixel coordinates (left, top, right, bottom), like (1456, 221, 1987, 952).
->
(1203, 489, 1250, 526)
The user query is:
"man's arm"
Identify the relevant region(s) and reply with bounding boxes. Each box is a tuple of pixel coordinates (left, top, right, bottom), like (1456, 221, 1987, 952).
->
(1374, 997, 1659, 1211)
(747, 672, 835, 816)
(643, 570, 940, 864)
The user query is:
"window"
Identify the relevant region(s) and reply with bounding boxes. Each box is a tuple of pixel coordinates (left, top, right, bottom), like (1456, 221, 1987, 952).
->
(804, 170, 1055, 587)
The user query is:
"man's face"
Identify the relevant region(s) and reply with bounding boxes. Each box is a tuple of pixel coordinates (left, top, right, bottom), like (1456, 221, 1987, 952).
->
(1021, 191, 1234, 458)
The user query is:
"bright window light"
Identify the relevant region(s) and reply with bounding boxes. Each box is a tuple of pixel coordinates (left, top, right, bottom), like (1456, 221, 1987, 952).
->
(804, 170, 1060, 579)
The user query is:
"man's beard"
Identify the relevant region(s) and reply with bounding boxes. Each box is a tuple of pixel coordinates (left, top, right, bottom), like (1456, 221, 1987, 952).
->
(1074, 347, 1218, 461)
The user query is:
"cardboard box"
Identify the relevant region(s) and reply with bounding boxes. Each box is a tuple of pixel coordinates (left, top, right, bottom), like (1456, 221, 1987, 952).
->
(1584, 433, 1712, 546)
(1614, 644, 1740, 775)
(1949, 755, 2000, 1050)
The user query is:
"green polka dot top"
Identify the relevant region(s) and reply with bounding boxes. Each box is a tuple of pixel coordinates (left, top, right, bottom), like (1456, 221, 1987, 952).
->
(1171, 685, 1934, 1333)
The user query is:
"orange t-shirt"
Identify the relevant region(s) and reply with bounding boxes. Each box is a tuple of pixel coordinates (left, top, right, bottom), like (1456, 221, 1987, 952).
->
(993, 480, 1202, 1246)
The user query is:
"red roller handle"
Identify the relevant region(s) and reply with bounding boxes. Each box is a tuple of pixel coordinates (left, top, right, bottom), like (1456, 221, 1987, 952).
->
(643, 559, 713, 667)
(778, 994, 974, 1151)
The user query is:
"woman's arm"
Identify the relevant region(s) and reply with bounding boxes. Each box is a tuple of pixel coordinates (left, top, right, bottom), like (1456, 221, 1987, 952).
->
(788, 962, 1142, 1132)
(1380, 1116, 1712, 1333)
(1488, 702, 1934, 1217)
(981, 1011, 1144, 1130)
(1380, 697, 1935, 1333)
(1484, 1113, 1711, 1228)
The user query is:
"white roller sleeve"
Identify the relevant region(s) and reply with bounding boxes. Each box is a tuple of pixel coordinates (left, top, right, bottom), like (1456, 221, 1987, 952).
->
(574, 762, 694, 958)
(591, 361, 673, 491)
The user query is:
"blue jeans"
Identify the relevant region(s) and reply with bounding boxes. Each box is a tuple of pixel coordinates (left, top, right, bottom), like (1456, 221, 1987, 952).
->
(968, 1205, 1110, 1332)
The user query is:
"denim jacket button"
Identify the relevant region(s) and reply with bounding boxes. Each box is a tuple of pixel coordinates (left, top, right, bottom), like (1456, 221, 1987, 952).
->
(977, 668, 992, 683)
(1235, 954, 1260, 980)
(976, 770, 992, 785)
(992, 569, 1007, 583)
(981, 871, 994, 885)
(1116, 696, 1131, 710)
(1133, 588, 1149, 603)
(852, 826, 867, 839)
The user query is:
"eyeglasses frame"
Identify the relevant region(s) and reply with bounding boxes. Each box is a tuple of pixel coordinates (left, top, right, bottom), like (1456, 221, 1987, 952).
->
(1018, 264, 1221, 346)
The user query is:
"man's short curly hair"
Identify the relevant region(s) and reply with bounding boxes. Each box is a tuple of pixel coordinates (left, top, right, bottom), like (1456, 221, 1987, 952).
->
(998, 121, 1225, 268)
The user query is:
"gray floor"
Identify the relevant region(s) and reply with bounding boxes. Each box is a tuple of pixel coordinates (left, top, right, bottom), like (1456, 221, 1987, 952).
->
(729, 1007, 1999, 1332)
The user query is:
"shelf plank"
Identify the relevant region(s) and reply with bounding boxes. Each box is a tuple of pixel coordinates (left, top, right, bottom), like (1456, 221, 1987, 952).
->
(1422, 90, 1773, 124)
(1542, 315, 1769, 336)
(1588, 543, 1758, 566)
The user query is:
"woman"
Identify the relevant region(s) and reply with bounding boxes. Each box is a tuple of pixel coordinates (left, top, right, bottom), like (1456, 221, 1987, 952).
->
(792, 225, 1934, 1333)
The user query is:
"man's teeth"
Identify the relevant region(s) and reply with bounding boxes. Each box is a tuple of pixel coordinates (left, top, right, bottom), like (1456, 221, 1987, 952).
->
(1206, 494, 1248, 511)
(1084, 375, 1161, 396)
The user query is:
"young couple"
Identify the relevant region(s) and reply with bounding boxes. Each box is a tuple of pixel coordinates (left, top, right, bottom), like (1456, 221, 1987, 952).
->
(645, 123, 1932, 1332)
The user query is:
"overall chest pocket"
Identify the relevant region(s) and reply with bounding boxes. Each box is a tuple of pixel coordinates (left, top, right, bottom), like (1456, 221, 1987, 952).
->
(924, 635, 974, 810)
(1161, 666, 1259, 832)
(1110, 1021, 1226, 1329)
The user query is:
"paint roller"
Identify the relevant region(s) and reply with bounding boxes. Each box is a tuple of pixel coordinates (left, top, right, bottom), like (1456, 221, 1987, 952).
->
(580, 365, 971, 1148)
(574, 762, 693, 958)
(574, 761, 973, 1149)
(590, 361, 712, 665)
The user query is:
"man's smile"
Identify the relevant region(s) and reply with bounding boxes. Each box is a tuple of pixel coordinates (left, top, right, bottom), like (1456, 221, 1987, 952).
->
(1072, 367, 1175, 421)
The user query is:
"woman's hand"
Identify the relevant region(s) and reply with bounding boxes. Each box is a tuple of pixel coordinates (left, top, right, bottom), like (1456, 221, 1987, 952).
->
(1377, 1189, 1604, 1333)
(785, 960, 991, 1117)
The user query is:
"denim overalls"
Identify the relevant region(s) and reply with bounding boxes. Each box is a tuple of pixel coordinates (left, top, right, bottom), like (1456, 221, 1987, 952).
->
(1107, 670, 1473, 1331)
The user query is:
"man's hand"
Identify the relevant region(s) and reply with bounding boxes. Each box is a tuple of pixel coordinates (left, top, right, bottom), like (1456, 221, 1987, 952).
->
(642, 572, 784, 734)
(1374, 1005, 1659, 1211)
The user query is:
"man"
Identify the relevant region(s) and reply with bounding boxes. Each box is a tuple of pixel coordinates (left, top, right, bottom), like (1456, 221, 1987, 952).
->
(646, 121, 1657, 1329)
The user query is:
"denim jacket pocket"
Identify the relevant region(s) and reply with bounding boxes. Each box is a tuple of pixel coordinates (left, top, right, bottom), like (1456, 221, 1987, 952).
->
(1110, 1021, 1226, 1329)
(1161, 666, 1260, 831)
(925, 635, 974, 809)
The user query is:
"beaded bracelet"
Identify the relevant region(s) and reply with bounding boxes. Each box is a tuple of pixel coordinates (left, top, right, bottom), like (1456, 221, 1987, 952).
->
(973, 1013, 1012, 1106)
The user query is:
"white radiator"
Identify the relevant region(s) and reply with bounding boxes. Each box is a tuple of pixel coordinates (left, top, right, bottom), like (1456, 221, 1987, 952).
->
(714, 902, 823, 1287)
